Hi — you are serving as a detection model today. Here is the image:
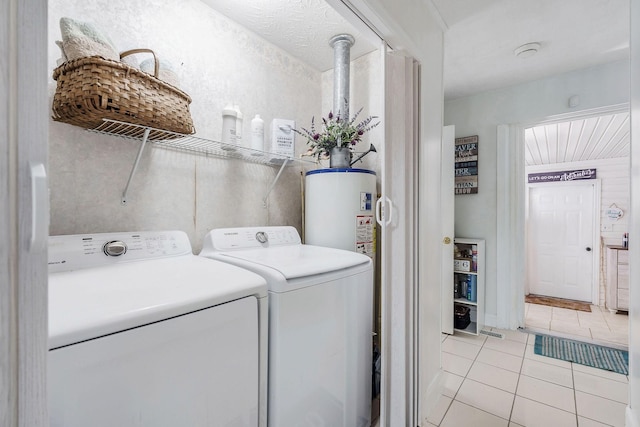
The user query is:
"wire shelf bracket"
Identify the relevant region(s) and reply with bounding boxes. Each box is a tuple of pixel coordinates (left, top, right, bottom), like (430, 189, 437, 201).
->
(87, 119, 315, 206)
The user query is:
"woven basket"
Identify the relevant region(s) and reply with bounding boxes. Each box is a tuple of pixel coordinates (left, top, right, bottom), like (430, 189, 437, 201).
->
(52, 49, 195, 135)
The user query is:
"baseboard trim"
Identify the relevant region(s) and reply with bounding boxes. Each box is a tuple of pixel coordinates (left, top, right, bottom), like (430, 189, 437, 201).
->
(627, 405, 638, 427)
(419, 369, 444, 426)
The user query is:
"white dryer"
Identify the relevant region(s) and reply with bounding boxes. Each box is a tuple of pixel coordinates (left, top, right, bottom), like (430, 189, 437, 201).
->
(199, 226, 373, 427)
(48, 231, 268, 427)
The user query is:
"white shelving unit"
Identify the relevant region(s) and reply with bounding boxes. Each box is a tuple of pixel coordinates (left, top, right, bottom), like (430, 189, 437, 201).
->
(605, 245, 629, 312)
(88, 119, 316, 205)
(453, 238, 485, 335)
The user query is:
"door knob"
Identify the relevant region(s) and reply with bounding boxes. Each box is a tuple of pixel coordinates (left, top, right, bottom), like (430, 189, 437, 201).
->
(586, 247, 592, 252)
(443, 237, 451, 245)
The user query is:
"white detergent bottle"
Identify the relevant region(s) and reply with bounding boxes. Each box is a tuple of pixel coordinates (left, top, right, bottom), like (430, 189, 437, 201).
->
(221, 104, 237, 146)
(234, 105, 243, 146)
(251, 114, 265, 154)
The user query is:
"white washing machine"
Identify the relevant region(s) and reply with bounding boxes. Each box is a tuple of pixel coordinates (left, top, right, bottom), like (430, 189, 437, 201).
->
(199, 226, 373, 427)
(48, 230, 268, 427)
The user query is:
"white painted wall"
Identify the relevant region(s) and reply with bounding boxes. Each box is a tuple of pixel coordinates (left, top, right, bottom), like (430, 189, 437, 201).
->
(628, 0, 639, 424)
(47, 0, 388, 252)
(445, 59, 629, 325)
(48, 0, 323, 251)
(526, 157, 630, 306)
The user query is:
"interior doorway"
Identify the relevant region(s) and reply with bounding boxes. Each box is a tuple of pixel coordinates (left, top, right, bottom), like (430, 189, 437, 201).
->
(520, 107, 630, 348)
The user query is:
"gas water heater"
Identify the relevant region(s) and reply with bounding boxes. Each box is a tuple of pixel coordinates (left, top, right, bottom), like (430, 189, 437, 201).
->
(305, 168, 377, 259)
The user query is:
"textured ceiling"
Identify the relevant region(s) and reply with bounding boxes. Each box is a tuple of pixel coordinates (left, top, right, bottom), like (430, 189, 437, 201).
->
(524, 112, 630, 166)
(199, 0, 378, 72)
(431, 0, 630, 100)
(201, 0, 629, 100)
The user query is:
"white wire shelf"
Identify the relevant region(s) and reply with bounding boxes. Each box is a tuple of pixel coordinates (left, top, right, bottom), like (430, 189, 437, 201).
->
(89, 119, 316, 166)
(88, 119, 316, 205)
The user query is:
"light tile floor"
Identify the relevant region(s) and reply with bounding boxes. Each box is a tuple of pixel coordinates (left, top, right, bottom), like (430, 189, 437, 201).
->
(433, 328, 629, 427)
(524, 303, 629, 349)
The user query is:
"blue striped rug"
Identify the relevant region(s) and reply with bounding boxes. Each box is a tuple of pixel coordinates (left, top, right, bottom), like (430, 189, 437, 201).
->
(534, 335, 628, 375)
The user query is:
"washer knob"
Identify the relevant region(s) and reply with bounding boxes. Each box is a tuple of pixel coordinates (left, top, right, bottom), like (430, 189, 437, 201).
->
(255, 231, 269, 244)
(103, 240, 127, 256)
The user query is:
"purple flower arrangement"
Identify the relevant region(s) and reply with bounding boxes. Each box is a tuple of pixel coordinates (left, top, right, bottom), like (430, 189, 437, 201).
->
(293, 107, 380, 160)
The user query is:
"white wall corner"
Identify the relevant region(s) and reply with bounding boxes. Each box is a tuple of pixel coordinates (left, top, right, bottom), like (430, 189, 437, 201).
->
(627, 405, 638, 427)
(421, 0, 449, 31)
(496, 124, 526, 331)
(419, 369, 445, 426)
(496, 124, 511, 329)
(483, 313, 498, 329)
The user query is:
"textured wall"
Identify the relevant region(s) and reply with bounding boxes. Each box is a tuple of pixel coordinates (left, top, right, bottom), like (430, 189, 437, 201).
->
(48, 0, 323, 251)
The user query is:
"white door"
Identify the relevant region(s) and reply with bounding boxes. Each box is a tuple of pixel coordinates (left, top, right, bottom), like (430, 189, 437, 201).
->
(527, 181, 595, 302)
(378, 47, 418, 427)
(2, 0, 49, 424)
(441, 126, 455, 334)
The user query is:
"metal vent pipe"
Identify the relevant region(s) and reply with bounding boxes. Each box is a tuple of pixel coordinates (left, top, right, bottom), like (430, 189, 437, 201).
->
(329, 34, 355, 121)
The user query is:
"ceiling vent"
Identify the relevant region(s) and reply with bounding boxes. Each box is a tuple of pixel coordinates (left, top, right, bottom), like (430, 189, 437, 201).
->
(514, 42, 541, 58)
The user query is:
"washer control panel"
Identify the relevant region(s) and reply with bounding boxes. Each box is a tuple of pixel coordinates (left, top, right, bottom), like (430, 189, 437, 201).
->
(103, 240, 128, 256)
(48, 231, 192, 273)
(202, 226, 301, 251)
(255, 231, 269, 244)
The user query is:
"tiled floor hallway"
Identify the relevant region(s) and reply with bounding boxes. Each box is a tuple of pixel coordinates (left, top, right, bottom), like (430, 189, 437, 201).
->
(432, 324, 628, 427)
(524, 303, 629, 349)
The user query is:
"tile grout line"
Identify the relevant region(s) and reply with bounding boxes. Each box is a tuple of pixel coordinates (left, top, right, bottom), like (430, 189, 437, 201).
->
(571, 387, 629, 405)
(436, 395, 455, 427)
(506, 339, 526, 425)
(571, 361, 579, 427)
(459, 333, 516, 424)
(439, 334, 468, 426)
(441, 334, 496, 424)
(444, 328, 627, 426)
(526, 303, 628, 348)
(499, 333, 581, 422)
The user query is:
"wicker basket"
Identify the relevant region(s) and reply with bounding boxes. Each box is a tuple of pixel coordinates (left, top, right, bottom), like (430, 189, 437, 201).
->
(52, 49, 195, 135)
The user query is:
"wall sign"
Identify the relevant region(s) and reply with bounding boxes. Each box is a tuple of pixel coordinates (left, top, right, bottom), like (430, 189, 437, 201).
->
(527, 168, 596, 183)
(455, 135, 478, 195)
(605, 204, 624, 221)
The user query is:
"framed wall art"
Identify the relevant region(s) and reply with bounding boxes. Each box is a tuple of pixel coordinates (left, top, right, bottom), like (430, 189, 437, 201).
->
(455, 135, 478, 195)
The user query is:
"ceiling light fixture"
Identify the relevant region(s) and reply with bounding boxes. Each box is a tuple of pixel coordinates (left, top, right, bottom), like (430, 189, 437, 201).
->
(514, 42, 541, 58)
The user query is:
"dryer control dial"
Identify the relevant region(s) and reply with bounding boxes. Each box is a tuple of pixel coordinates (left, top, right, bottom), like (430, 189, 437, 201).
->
(255, 231, 269, 244)
(103, 240, 127, 257)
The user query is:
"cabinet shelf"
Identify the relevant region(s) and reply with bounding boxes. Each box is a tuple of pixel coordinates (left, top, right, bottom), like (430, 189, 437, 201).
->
(89, 119, 316, 165)
(454, 321, 478, 335)
(451, 238, 485, 336)
(454, 298, 477, 307)
(88, 119, 316, 205)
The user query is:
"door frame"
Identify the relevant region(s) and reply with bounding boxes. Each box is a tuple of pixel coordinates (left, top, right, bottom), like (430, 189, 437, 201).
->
(497, 103, 629, 329)
(525, 179, 601, 304)
(440, 125, 455, 334)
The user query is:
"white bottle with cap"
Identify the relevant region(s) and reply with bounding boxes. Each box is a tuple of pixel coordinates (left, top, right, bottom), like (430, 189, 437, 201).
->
(221, 104, 237, 146)
(234, 105, 243, 146)
(251, 114, 265, 153)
